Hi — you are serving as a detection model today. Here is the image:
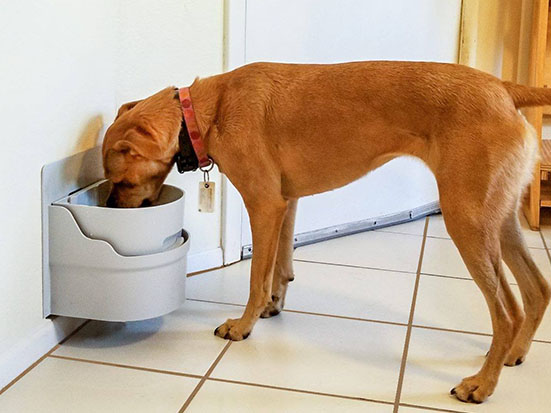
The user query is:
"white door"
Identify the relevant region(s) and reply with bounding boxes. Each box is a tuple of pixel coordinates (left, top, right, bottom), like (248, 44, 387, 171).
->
(225, 0, 462, 251)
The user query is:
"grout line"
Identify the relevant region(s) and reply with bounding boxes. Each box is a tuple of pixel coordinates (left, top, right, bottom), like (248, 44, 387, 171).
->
(48, 354, 202, 380)
(373, 227, 480, 249)
(420, 272, 476, 282)
(392, 217, 429, 413)
(205, 376, 395, 407)
(398, 402, 468, 413)
(420, 271, 519, 286)
(58, 319, 92, 345)
(187, 255, 245, 278)
(187, 298, 245, 308)
(292, 258, 417, 276)
(0, 347, 57, 397)
(426, 234, 452, 240)
(0, 319, 91, 396)
(411, 324, 492, 339)
(187, 264, 226, 277)
(423, 233, 548, 249)
(186, 298, 409, 327)
(411, 324, 551, 344)
(375, 229, 425, 237)
(33, 353, 467, 413)
(282, 308, 407, 327)
(185, 298, 551, 344)
(178, 340, 232, 412)
(422, 231, 547, 249)
(187, 267, 222, 277)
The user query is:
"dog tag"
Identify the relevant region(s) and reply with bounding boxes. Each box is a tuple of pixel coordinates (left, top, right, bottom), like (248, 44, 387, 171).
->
(198, 181, 215, 212)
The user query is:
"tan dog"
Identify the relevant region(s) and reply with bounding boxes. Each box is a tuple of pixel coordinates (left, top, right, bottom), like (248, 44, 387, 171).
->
(102, 61, 551, 403)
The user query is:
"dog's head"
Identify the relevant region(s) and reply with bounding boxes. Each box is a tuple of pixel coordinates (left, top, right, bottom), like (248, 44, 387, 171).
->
(102, 87, 182, 208)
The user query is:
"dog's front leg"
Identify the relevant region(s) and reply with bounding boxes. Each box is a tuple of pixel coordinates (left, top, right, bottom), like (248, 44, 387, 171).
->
(261, 199, 298, 318)
(215, 199, 288, 340)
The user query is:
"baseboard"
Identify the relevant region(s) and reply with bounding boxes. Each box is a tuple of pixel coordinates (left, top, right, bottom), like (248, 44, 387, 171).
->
(0, 316, 86, 392)
(242, 201, 441, 258)
(187, 247, 224, 274)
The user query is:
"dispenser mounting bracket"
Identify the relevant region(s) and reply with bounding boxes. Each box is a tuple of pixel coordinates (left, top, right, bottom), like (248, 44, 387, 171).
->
(41, 146, 104, 317)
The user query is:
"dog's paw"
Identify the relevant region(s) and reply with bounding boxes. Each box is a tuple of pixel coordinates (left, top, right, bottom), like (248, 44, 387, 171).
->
(214, 318, 251, 341)
(450, 375, 495, 404)
(503, 339, 531, 366)
(504, 349, 526, 366)
(260, 296, 283, 318)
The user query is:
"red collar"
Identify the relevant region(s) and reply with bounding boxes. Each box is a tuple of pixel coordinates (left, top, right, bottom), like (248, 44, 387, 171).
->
(177, 87, 211, 168)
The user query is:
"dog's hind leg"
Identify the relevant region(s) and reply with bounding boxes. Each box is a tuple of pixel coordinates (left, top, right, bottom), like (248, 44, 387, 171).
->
(261, 198, 298, 318)
(500, 211, 551, 366)
(442, 201, 519, 403)
(499, 115, 550, 365)
(215, 196, 288, 340)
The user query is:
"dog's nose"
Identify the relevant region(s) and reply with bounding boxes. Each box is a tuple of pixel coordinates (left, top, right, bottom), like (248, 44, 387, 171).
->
(140, 199, 152, 207)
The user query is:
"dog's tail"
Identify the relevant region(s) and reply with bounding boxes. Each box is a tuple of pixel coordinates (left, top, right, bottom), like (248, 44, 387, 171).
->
(503, 81, 551, 108)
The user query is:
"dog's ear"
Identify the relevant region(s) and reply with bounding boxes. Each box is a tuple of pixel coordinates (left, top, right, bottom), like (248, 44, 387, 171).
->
(111, 139, 141, 156)
(117, 131, 170, 161)
(115, 99, 143, 119)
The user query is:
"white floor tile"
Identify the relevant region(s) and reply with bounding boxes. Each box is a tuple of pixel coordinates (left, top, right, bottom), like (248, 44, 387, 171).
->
(413, 275, 491, 336)
(401, 328, 551, 412)
(187, 260, 250, 305)
(542, 226, 551, 248)
(397, 406, 462, 413)
(53, 300, 243, 376)
(188, 260, 416, 324)
(421, 237, 551, 283)
(187, 380, 393, 412)
(536, 212, 551, 248)
(421, 237, 468, 279)
(286, 262, 415, 324)
(426, 214, 449, 239)
(376, 218, 427, 236)
(413, 274, 551, 342)
(0, 357, 197, 413)
(294, 231, 423, 273)
(519, 214, 546, 249)
(211, 311, 406, 402)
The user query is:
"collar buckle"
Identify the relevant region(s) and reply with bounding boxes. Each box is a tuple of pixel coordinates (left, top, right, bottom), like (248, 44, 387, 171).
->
(175, 153, 198, 173)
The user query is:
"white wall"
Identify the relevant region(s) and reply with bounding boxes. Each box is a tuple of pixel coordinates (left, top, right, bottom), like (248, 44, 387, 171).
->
(0, 0, 223, 388)
(239, 0, 460, 245)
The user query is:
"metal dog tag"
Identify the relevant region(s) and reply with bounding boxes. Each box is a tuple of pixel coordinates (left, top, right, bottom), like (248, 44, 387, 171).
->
(198, 181, 215, 212)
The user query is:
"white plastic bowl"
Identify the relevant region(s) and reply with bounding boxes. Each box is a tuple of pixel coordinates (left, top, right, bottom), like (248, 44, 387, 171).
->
(54, 179, 185, 256)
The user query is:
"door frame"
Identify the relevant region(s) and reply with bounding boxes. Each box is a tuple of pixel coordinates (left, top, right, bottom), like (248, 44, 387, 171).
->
(220, 0, 247, 265)
(458, 0, 479, 66)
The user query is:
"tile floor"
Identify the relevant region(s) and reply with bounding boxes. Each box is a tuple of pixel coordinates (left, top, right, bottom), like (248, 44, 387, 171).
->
(2, 213, 551, 412)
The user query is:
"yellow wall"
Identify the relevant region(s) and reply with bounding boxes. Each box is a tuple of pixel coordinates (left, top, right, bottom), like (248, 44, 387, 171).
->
(462, 0, 533, 82)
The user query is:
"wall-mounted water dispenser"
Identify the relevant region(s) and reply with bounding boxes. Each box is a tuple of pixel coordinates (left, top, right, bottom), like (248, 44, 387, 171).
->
(41, 147, 190, 321)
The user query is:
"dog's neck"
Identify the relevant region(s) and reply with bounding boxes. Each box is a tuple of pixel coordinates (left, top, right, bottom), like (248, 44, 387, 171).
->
(171, 76, 222, 170)
(186, 77, 222, 147)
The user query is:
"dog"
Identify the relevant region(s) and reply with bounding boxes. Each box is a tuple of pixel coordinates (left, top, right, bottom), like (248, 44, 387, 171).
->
(102, 61, 551, 403)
